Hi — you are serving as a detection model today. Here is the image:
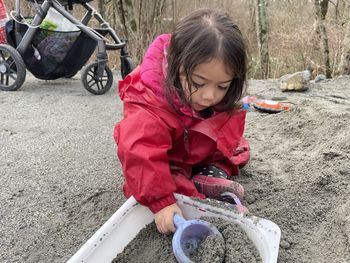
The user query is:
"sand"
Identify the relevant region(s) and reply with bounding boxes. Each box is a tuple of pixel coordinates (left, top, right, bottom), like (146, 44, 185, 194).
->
(112, 215, 261, 263)
(1, 73, 350, 262)
(190, 233, 226, 263)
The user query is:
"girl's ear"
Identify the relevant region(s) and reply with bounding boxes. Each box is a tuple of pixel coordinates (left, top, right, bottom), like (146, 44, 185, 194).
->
(179, 65, 188, 85)
(179, 65, 191, 98)
(179, 65, 185, 76)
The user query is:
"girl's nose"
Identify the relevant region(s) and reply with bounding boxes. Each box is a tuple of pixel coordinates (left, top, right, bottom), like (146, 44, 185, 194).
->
(201, 86, 216, 101)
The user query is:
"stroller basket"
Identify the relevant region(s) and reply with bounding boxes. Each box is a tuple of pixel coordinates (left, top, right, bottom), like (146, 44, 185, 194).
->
(0, 0, 134, 94)
(6, 20, 100, 80)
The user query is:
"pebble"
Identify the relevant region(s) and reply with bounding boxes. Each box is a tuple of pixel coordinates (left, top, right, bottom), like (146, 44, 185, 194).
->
(280, 240, 291, 249)
(245, 195, 256, 204)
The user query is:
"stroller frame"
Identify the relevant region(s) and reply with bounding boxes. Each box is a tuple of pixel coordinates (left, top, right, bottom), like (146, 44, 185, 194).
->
(0, 0, 134, 94)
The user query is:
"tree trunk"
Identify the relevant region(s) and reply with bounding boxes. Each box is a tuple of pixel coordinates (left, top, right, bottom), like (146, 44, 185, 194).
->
(314, 0, 331, 78)
(256, 0, 270, 79)
(338, 20, 350, 75)
(98, 0, 105, 19)
(116, 0, 136, 39)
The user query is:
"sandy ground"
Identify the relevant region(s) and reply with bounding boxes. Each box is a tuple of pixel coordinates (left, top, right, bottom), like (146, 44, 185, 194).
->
(112, 215, 261, 263)
(1, 72, 350, 262)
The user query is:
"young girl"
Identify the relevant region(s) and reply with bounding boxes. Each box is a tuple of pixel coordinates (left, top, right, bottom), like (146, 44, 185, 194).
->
(114, 8, 250, 234)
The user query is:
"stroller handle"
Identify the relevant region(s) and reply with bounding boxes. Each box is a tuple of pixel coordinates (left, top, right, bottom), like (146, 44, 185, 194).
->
(91, 27, 127, 50)
(105, 36, 127, 50)
(106, 32, 126, 50)
(105, 42, 126, 50)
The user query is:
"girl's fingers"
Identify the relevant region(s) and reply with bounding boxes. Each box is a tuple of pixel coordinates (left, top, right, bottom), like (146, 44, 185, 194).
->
(161, 216, 174, 234)
(154, 204, 182, 234)
(155, 215, 169, 234)
(156, 222, 163, 233)
(155, 216, 162, 233)
(166, 215, 176, 233)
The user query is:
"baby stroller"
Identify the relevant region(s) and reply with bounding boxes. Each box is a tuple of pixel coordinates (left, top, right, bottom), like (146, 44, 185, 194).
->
(0, 0, 134, 95)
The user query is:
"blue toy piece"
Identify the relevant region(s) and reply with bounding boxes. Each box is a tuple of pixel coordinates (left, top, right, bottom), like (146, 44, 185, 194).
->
(172, 214, 223, 263)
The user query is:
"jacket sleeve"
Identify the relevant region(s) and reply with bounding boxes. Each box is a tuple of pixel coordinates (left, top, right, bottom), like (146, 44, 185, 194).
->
(114, 102, 177, 213)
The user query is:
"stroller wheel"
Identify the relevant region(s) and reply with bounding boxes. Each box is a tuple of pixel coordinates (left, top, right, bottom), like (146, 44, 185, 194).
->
(81, 62, 113, 95)
(0, 44, 26, 91)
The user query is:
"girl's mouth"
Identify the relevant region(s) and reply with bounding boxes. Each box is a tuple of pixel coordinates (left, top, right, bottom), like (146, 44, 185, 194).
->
(192, 103, 207, 111)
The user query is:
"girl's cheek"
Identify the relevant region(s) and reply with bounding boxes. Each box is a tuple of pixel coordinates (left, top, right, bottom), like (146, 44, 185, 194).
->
(180, 79, 190, 97)
(184, 86, 190, 98)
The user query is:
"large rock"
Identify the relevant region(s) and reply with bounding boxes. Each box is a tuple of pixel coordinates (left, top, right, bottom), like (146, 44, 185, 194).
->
(279, 70, 311, 92)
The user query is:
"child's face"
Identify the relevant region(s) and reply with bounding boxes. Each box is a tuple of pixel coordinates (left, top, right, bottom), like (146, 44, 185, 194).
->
(180, 58, 233, 111)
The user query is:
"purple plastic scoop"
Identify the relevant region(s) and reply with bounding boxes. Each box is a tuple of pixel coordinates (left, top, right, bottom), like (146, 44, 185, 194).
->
(172, 214, 223, 263)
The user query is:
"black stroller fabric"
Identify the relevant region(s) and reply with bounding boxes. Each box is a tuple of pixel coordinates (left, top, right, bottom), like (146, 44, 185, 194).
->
(6, 20, 98, 80)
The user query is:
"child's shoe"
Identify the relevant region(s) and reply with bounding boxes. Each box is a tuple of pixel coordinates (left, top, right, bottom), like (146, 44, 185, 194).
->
(191, 165, 245, 200)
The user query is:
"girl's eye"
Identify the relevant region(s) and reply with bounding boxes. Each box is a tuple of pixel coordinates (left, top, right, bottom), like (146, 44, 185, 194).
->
(192, 82, 205, 88)
(218, 85, 229, 90)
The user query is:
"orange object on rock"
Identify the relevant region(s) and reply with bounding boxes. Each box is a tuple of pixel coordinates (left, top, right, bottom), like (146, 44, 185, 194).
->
(253, 100, 290, 113)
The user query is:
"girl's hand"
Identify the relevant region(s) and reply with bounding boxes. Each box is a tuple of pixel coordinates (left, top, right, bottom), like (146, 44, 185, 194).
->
(154, 203, 182, 234)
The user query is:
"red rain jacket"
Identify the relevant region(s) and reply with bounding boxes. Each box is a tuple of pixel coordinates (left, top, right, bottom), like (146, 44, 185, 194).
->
(114, 34, 250, 213)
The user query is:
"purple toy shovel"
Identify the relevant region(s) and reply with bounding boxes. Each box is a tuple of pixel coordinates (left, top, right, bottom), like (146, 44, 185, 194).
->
(172, 214, 223, 263)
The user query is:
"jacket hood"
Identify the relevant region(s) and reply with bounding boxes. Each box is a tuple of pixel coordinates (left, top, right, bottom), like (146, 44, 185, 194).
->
(140, 34, 170, 99)
(119, 34, 197, 122)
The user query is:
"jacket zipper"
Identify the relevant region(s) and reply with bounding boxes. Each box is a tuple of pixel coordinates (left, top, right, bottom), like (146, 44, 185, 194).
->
(183, 128, 189, 157)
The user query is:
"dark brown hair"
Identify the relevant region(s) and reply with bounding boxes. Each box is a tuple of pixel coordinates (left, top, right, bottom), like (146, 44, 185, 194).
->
(165, 8, 247, 112)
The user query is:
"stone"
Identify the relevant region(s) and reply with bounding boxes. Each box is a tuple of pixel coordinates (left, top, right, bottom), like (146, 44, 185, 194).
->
(279, 70, 311, 92)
